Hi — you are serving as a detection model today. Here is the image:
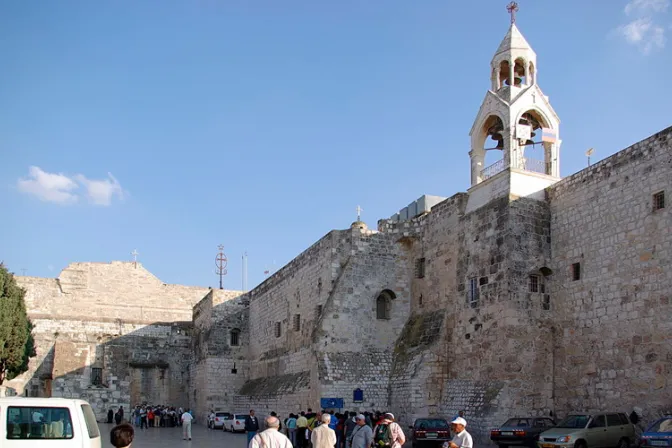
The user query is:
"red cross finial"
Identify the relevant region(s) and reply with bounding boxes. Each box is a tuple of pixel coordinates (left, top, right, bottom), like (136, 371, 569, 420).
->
(506, 1, 519, 24)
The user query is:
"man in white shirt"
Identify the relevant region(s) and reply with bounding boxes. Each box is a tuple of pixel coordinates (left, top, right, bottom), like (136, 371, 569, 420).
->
(181, 409, 194, 441)
(444, 417, 473, 448)
(249, 416, 293, 448)
(312, 414, 336, 448)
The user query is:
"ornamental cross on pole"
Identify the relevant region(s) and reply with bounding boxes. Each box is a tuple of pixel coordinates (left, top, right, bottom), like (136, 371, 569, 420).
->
(356, 205, 363, 222)
(507, 1, 519, 24)
(131, 249, 139, 268)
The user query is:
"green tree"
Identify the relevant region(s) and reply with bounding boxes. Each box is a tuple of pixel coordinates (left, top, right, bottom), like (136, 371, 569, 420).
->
(0, 263, 36, 384)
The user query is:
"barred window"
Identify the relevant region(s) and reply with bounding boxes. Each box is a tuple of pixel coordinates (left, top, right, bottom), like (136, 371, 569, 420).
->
(293, 314, 301, 331)
(316, 305, 323, 318)
(230, 329, 240, 346)
(415, 258, 426, 279)
(653, 191, 665, 211)
(274, 322, 282, 338)
(467, 278, 479, 308)
(529, 275, 540, 293)
(91, 367, 102, 386)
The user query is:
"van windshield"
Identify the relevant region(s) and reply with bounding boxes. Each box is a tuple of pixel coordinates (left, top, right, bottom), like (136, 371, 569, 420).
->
(6, 406, 74, 439)
(556, 415, 590, 429)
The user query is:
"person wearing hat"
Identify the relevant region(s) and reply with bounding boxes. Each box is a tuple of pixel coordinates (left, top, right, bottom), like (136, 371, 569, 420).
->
(373, 413, 405, 448)
(444, 417, 472, 448)
(349, 414, 373, 448)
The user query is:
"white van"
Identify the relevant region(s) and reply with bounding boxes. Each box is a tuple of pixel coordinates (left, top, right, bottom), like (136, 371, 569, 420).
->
(0, 397, 102, 448)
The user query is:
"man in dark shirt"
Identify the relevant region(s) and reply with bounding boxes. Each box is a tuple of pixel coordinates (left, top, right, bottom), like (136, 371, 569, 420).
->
(245, 410, 260, 446)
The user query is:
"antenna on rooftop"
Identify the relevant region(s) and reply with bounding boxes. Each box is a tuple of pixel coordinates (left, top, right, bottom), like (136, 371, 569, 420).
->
(242, 252, 248, 292)
(215, 245, 228, 290)
(585, 148, 594, 167)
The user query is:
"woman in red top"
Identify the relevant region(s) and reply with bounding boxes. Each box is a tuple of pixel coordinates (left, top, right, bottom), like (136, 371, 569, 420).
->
(148, 409, 155, 428)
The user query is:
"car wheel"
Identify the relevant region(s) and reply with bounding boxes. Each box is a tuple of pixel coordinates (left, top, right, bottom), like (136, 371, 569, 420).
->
(618, 438, 630, 448)
(499, 445, 508, 448)
(575, 441, 587, 448)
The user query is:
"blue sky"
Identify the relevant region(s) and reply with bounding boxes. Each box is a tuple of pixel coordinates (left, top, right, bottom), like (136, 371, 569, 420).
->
(1, 0, 670, 289)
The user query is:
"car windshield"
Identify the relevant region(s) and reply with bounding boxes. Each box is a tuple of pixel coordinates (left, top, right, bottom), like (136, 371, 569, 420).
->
(216, 413, 229, 417)
(556, 415, 590, 429)
(415, 419, 449, 429)
(503, 418, 531, 427)
(649, 418, 672, 433)
(235, 415, 247, 419)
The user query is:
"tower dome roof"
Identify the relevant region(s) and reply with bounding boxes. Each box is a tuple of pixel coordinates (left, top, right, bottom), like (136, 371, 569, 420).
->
(494, 23, 534, 57)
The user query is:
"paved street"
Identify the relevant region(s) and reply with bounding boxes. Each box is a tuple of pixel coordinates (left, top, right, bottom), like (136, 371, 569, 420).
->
(99, 423, 248, 448)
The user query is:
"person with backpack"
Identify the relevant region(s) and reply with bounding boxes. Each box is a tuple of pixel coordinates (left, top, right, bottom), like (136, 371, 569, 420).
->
(372, 413, 405, 448)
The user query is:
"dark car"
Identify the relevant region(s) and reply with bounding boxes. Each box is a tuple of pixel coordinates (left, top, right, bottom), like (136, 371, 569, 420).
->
(491, 417, 556, 448)
(410, 418, 451, 448)
(641, 416, 672, 448)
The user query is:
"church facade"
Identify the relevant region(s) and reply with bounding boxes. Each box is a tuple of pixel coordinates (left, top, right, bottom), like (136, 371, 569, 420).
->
(7, 21, 672, 441)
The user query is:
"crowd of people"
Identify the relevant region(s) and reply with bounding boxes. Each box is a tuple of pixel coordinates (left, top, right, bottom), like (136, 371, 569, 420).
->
(107, 406, 473, 448)
(106, 404, 196, 441)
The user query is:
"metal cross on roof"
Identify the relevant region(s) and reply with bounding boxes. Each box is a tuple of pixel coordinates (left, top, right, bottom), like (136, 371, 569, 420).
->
(131, 249, 139, 268)
(507, 1, 519, 24)
(356, 205, 363, 222)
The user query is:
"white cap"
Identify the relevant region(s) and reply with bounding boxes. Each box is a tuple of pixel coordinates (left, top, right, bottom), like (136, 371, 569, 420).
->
(356, 414, 366, 420)
(451, 417, 467, 427)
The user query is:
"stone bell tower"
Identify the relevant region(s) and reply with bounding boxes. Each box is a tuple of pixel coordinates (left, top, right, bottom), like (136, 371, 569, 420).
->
(467, 6, 561, 209)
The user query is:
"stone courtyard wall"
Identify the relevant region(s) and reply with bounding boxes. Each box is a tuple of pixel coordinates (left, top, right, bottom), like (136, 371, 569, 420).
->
(548, 125, 672, 422)
(7, 261, 241, 421)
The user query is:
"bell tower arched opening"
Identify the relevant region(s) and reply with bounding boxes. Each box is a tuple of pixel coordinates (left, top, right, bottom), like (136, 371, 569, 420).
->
(516, 109, 557, 175)
(514, 58, 527, 86)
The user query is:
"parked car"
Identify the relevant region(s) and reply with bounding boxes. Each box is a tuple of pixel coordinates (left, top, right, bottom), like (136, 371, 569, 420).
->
(223, 414, 247, 432)
(538, 413, 635, 448)
(410, 418, 451, 448)
(491, 417, 556, 447)
(208, 412, 232, 429)
(640, 416, 672, 448)
(0, 397, 102, 448)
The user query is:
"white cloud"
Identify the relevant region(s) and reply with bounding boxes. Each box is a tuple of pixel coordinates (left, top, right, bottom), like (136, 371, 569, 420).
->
(16, 166, 125, 206)
(619, 18, 666, 53)
(75, 173, 125, 206)
(617, 0, 668, 54)
(625, 0, 669, 15)
(17, 166, 79, 204)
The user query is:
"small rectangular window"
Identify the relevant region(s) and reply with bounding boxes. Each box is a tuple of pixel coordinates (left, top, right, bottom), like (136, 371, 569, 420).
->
(529, 275, 540, 293)
(230, 330, 240, 346)
(572, 262, 581, 281)
(316, 305, 323, 317)
(293, 314, 301, 331)
(7, 406, 74, 439)
(653, 191, 665, 211)
(415, 258, 426, 279)
(274, 322, 281, 338)
(91, 367, 102, 386)
(467, 278, 479, 308)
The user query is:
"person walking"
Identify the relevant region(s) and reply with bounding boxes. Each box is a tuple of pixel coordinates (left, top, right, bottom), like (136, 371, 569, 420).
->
(443, 417, 472, 448)
(110, 423, 134, 448)
(245, 410, 260, 446)
(296, 412, 309, 448)
(349, 415, 373, 448)
(181, 408, 193, 441)
(344, 412, 357, 448)
(372, 413, 405, 448)
(249, 416, 293, 448)
(312, 414, 337, 448)
(286, 413, 298, 446)
(107, 409, 114, 424)
(115, 406, 124, 425)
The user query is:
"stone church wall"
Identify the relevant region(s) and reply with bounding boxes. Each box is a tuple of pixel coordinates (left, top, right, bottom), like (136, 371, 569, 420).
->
(548, 126, 672, 422)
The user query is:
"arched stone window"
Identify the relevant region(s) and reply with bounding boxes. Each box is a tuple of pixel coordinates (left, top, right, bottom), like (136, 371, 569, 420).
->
(376, 290, 396, 320)
(230, 328, 241, 346)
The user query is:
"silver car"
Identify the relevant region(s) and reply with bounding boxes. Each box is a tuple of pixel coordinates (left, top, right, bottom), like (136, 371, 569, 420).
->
(538, 413, 635, 448)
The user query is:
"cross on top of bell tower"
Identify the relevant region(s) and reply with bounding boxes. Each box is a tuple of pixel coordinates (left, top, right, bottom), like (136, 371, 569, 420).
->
(506, 1, 519, 24)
